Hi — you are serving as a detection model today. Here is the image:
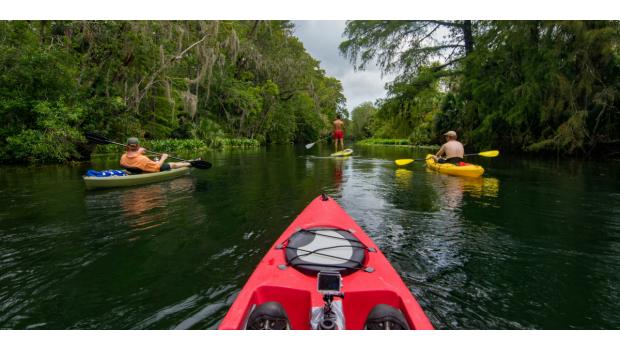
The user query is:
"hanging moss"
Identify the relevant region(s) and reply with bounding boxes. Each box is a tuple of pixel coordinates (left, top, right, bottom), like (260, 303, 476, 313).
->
(0, 20, 345, 164)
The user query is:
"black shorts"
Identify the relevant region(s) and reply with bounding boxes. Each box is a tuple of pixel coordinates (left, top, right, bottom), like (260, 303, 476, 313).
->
(437, 157, 464, 165)
(160, 163, 171, 171)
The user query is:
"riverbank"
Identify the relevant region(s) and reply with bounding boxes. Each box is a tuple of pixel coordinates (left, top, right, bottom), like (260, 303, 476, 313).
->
(92, 137, 261, 155)
(356, 138, 438, 149)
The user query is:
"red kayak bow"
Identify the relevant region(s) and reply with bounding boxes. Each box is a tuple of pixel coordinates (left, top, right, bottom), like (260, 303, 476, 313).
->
(218, 194, 434, 330)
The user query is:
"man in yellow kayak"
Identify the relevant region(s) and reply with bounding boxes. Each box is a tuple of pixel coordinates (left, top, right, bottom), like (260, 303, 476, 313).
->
(433, 131, 465, 164)
(120, 137, 191, 173)
(332, 114, 345, 153)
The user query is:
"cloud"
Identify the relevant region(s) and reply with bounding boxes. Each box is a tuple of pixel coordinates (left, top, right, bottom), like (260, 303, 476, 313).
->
(293, 20, 395, 113)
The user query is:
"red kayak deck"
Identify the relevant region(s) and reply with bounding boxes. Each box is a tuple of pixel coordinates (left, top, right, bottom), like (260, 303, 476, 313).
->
(218, 195, 434, 330)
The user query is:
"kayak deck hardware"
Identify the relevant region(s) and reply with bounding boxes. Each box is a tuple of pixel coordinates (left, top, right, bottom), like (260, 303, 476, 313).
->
(281, 228, 373, 275)
(316, 271, 345, 329)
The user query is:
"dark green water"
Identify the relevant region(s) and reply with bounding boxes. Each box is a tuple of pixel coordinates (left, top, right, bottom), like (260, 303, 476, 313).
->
(1, 145, 619, 329)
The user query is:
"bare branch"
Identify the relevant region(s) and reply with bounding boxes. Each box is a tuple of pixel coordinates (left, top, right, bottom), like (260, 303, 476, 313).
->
(428, 20, 463, 28)
(431, 57, 464, 72)
(412, 24, 442, 47)
(134, 34, 209, 110)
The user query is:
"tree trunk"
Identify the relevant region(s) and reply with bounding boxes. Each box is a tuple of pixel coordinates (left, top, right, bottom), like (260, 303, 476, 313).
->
(463, 20, 474, 56)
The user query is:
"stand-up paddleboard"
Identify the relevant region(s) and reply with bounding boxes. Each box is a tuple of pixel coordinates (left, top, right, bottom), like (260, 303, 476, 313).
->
(331, 149, 353, 157)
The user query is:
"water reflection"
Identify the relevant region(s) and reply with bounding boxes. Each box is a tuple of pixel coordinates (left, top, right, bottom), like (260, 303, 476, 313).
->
(332, 157, 345, 191)
(120, 177, 195, 231)
(394, 169, 413, 190)
(428, 174, 500, 210)
(84, 177, 197, 232)
(462, 177, 500, 198)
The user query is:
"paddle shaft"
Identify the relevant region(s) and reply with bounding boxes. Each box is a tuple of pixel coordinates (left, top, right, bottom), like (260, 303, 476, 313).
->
(395, 150, 500, 166)
(306, 135, 330, 149)
(414, 152, 494, 162)
(85, 131, 212, 169)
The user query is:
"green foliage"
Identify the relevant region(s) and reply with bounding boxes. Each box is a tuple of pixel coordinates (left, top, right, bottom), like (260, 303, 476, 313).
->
(343, 20, 620, 156)
(357, 138, 411, 146)
(93, 136, 260, 154)
(340, 21, 473, 76)
(2, 101, 84, 163)
(350, 102, 377, 140)
(92, 139, 209, 155)
(370, 67, 444, 143)
(357, 138, 439, 149)
(189, 118, 226, 143)
(458, 21, 620, 155)
(210, 137, 261, 148)
(0, 20, 345, 164)
(143, 139, 208, 153)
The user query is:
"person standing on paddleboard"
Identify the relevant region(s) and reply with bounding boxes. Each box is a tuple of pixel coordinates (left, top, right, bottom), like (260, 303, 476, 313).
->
(120, 137, 191, 173)
(332, 114, 345, 153)
(433, 131, 465, 165)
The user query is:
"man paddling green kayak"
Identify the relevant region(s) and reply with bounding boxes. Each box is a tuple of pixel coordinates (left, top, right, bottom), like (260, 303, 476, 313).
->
(83, 132, 212, 190)
(120, 137, 193, 173)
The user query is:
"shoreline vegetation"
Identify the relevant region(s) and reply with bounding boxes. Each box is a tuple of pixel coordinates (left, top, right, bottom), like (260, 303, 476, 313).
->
(344, 21, 620, 158)
(0, 21, 345, 165)
(91, 137, 261, 155)
(356, 138, 438, 149)
(2, 21, 620, 165)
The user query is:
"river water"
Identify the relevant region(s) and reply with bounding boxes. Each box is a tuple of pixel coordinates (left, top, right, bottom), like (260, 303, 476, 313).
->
(1, 145, 619, 329)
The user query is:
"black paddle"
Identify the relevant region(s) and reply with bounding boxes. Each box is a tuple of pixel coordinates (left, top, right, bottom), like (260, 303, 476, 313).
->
(85, 132, 212, 169)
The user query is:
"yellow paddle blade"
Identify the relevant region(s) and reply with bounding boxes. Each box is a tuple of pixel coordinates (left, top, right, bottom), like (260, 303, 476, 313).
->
(395, 159, 414, 166)
(478, 150, 499, 157)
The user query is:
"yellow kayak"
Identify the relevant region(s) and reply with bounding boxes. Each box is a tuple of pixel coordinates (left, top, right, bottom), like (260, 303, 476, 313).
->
(425, 154, 484, 178)
(331, 149, 353, 157)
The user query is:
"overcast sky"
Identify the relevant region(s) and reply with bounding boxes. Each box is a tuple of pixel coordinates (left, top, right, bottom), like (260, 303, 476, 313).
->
(293, 21, 396, 115)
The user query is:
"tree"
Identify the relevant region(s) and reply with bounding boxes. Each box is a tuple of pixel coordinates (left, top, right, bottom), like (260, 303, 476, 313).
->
(339, 20, 473, 144)
(339, 20, 475, 78)
(457, 21, 620, 155)
(349, 102, 377, 140)
(0, 21, 347, 163)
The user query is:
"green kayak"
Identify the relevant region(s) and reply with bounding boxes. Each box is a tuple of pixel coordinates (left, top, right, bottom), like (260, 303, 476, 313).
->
(83, 167, 191, 189)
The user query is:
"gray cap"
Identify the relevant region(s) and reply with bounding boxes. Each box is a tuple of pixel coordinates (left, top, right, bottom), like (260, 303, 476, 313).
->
(443, 131, 457, 138)
(127, 137, 140, 145)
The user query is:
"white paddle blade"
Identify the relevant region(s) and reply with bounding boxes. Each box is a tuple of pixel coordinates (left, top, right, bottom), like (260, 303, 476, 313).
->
(305, 142, 316, 149)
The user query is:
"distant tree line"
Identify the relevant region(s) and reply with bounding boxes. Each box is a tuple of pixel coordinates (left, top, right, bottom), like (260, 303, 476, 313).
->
(0, 21, 346, 163)
(343, 21, 620, 156)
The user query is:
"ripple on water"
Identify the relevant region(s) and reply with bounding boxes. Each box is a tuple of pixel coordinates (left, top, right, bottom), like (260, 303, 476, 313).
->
(2, 149, 620, 329)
